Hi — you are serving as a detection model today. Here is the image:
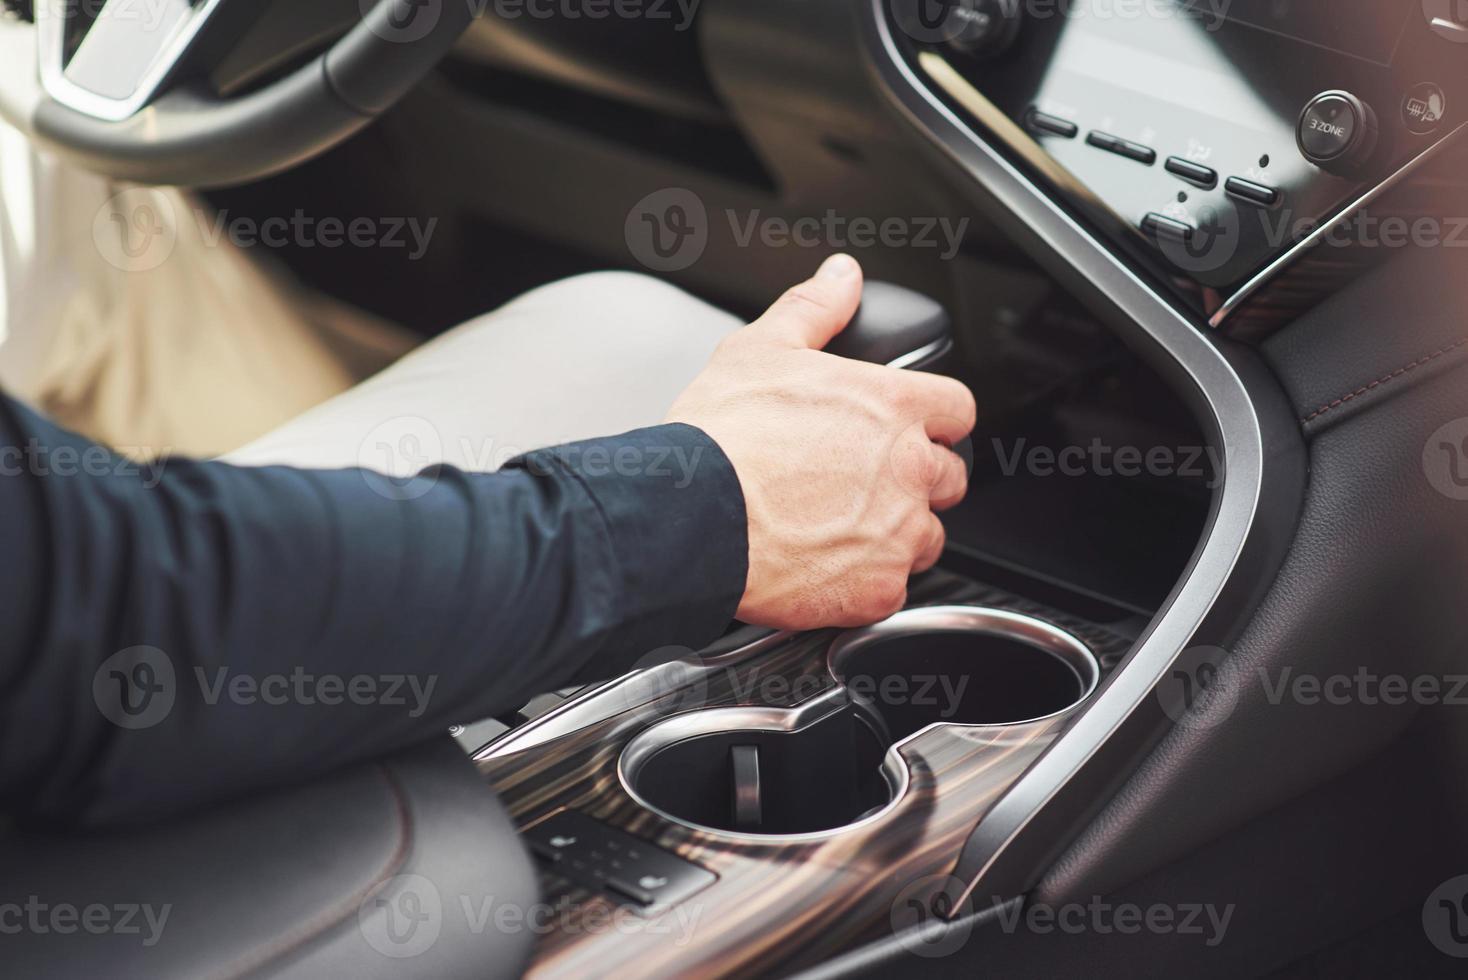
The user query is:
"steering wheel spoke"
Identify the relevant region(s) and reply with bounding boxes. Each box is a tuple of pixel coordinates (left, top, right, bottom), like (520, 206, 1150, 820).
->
(36, 0, 228, 121)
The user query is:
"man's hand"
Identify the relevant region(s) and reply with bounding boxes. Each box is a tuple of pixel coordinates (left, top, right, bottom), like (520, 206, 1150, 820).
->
(666, 254, 976, 629)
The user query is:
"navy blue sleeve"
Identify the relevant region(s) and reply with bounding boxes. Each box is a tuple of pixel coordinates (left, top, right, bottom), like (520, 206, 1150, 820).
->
(0, 395, 747, 826)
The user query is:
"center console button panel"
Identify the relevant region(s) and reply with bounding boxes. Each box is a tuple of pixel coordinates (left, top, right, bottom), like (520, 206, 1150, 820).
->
(524, 809, 716, 913)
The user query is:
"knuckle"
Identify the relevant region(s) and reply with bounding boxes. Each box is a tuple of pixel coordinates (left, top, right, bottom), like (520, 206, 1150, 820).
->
(913, 447, 943, 489)
(872, 372, 911, 411)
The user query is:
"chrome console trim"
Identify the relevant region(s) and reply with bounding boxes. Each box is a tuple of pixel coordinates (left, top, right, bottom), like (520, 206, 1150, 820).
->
(860, 0, 1270, 903)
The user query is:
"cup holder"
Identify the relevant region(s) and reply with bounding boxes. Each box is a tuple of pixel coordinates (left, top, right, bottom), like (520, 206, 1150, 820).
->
(828, 605, 1102, 740)
(618, 606, 1100, 839)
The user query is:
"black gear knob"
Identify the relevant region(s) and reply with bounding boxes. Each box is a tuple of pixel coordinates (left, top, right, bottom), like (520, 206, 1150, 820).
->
(822, 281, 953, 370)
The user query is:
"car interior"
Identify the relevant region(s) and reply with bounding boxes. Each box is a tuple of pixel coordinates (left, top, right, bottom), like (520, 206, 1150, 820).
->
(5, 0, 1468, 977)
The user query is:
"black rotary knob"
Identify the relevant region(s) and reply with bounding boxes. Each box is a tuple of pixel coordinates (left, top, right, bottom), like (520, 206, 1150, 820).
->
(1297, 90, 1379, 175)
(943, 0, 1023, 60)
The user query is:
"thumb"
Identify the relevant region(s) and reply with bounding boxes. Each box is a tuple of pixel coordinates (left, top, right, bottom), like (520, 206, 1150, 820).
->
(748, 253, 863, 350)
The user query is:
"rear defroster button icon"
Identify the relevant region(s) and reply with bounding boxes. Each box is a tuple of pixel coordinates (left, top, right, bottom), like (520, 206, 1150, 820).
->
(1403, 82, 1448, 136)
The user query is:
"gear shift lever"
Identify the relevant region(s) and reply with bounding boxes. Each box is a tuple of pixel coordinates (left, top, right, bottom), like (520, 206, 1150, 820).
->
(822, 281, 953, 370)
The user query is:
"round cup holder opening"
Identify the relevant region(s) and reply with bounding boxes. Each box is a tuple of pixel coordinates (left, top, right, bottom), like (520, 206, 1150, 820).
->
(829, 607, 1101, 740)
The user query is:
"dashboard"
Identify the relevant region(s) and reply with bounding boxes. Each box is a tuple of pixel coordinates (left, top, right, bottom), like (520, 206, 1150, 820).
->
(892, 0, 1468, 332)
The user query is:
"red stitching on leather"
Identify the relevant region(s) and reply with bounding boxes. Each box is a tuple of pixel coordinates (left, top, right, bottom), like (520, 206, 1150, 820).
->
(1301, 337, 1468, 424)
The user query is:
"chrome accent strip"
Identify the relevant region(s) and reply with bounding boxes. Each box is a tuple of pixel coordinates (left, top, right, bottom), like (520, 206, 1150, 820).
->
(616, 606, 1097, 843)
(474, 629, 793, 758)
(1209, 121, 1468, 328)
(861, 0, 1265, 901)
(887, 335, 953, 370)
(36, 0, 226, 122)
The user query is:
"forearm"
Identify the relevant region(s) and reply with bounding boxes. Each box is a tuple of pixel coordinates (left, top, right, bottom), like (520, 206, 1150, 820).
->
(0, 397, 746, 825)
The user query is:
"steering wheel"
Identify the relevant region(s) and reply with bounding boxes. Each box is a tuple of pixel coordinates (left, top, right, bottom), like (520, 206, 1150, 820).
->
(0, 1, 477, 187)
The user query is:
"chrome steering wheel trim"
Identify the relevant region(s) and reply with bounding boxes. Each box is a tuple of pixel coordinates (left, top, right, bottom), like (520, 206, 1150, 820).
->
(36, 0, 228, 123)
(2, 0, 478, 187)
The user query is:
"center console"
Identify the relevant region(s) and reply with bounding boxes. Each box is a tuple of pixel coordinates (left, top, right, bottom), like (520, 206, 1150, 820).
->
(477, 569, 1136, 977)
(469, 3, 1319, 976)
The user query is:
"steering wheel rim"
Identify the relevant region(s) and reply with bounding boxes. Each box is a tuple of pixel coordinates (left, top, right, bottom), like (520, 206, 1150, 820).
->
(0, 0, 477, 187)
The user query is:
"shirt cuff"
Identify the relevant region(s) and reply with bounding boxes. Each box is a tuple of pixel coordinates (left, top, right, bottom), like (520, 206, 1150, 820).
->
(504, 422, 748, 674)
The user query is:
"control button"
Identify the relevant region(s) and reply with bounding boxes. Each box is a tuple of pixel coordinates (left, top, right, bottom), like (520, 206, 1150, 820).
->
(1025, 108, 1078, 139)
(1141, 212, 1194, 245)
(1297, 90, 1378, 175)
(1086, 131, 1157, 165)
(1164, 156, 1218, 188)
(1402, 82, 1447, 136)
(943, 0, 1024, 60)
(605, 876, 658, 907)
(1224, 176, 1280, 207)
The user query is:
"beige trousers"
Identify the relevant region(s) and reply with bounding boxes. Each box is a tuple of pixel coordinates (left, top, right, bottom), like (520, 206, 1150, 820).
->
(0, 128, 740, 465)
